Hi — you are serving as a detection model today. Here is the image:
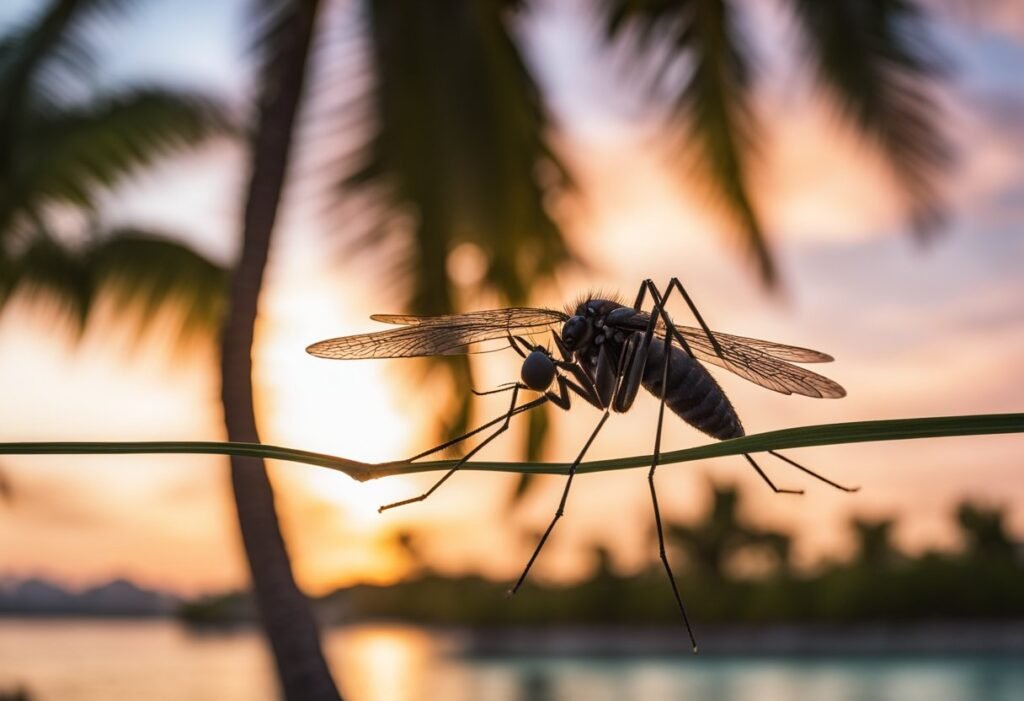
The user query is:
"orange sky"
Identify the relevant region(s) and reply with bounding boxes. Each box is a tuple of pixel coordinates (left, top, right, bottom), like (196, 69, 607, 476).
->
(0, 0, 1022, 597)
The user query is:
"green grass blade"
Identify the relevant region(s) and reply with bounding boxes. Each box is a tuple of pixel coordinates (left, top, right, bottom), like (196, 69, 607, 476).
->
(0, 413, 1021, 482)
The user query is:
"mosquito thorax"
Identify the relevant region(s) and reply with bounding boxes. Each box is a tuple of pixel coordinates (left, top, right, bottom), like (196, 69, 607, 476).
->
(521, 348, 556, 391)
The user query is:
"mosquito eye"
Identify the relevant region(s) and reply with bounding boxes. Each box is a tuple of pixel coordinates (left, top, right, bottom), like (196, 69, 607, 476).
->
(521, 350, 556, 391)
(561, 316, 589, 349)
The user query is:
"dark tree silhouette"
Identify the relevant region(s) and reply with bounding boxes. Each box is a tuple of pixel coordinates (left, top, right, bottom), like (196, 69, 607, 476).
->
(851, 517, 898, 568)
(222, 1, 342, 698)
(957, 502, 1016, 561)
(666, 483, 790, 579)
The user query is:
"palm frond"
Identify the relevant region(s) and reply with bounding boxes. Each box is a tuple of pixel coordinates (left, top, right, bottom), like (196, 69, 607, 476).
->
(604, 0, 776, 284)
(1, 89, 231, 233)
(0, 0, 133, 167)
(86, 229, 227, 340)
(787, 0, 948, 234)
(343, 0, 573, 311)
(3, 228, 225, 342)
(6, 231, 93, 325)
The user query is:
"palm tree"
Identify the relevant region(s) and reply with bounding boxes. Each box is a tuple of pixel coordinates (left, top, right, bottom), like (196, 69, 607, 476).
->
(956, 502, 1015, 561)
(851, 517, 898, 568)
(221, 1, 342, 698)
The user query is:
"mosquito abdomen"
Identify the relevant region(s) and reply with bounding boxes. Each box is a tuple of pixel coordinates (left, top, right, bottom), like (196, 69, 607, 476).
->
(641, 339, 744, 440)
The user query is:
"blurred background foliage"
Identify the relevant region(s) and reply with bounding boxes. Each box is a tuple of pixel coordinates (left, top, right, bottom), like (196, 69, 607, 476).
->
(180, 480, 1024, 627)
(0, 0, 229, 338)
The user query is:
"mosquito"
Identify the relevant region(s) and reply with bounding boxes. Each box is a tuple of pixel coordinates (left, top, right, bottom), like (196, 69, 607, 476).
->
(307, 278, 854, 651)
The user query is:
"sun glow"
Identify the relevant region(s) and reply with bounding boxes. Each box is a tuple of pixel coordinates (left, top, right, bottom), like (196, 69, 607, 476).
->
(249, 266, 430, 588)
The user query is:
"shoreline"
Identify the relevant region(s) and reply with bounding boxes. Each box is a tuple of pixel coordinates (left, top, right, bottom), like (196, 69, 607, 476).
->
(5, 616, 1023, 656)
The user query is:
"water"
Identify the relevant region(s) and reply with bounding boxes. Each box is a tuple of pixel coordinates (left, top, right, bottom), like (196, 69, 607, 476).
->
(0, 620, 1021, 701)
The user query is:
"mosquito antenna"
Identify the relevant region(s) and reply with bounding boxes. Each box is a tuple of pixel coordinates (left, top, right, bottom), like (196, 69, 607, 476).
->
(471, 382, 521, 396)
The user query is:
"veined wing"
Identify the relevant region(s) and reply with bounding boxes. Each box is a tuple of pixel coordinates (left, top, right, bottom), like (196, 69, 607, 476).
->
(306, 307, 568, 359)
(675, 327, 835, 363)
(670, 324, 846, 399)
(368, 308, 568, 328)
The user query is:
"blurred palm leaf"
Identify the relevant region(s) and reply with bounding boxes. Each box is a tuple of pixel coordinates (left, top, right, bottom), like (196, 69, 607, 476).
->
(604, 0, 772, 282)
(347, 0, 572, 310)
(0, 0, 231, 329)
(0, 0, 123, 139)
(0, 0, 232, 240)
(4, 229, 225, 338)
(1, 90, 229, 236)
(788, 0, 948, 233)
(603, 0, 948, 283)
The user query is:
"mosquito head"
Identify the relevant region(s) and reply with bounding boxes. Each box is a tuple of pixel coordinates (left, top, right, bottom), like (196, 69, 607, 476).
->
(521, 348, 556, 391)
(560, 315, 593, 351)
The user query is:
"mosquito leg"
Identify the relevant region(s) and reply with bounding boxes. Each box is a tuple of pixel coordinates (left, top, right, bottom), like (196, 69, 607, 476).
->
(641, 279, 698, 360)
(615, 279, 681, 412)
(743, 454, 803, 495)
(406, 394, 548, 462)
(665, 277, 726, 360)
(381, 385, 535, 512)
(646, 331, 699, 652)
(508, 410, 611, 596)
(768, 450, 860, 492)
(631, 279, 651, 311)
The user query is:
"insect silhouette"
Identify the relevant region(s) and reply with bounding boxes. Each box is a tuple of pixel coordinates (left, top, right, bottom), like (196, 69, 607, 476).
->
(307, 278, 853, 651)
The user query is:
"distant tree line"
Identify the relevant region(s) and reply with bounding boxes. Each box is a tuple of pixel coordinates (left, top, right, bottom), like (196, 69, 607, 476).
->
(181, 483, 1023, 626)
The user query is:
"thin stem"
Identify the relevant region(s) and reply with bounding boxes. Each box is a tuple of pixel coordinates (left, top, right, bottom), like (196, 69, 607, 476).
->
(0, 413, 1020, 482)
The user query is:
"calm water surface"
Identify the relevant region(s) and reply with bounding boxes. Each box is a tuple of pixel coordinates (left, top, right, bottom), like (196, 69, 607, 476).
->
(0, 619, 1021, 701)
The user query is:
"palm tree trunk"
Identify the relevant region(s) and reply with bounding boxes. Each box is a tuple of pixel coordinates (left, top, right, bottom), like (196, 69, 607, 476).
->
(220, 1, 341, 699)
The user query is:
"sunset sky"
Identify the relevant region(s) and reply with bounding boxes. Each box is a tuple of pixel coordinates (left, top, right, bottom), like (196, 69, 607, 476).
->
(0, 0, 1022, 598)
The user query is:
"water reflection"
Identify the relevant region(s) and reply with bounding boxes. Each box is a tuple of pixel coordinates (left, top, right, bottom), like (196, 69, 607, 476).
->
(331, 625, 433, 701)
(0, 620, 1022, 701)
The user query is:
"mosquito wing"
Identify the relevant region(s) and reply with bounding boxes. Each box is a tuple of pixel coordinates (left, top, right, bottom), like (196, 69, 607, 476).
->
(670, 325, 846, 399)
(306, 307, 568, 359)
